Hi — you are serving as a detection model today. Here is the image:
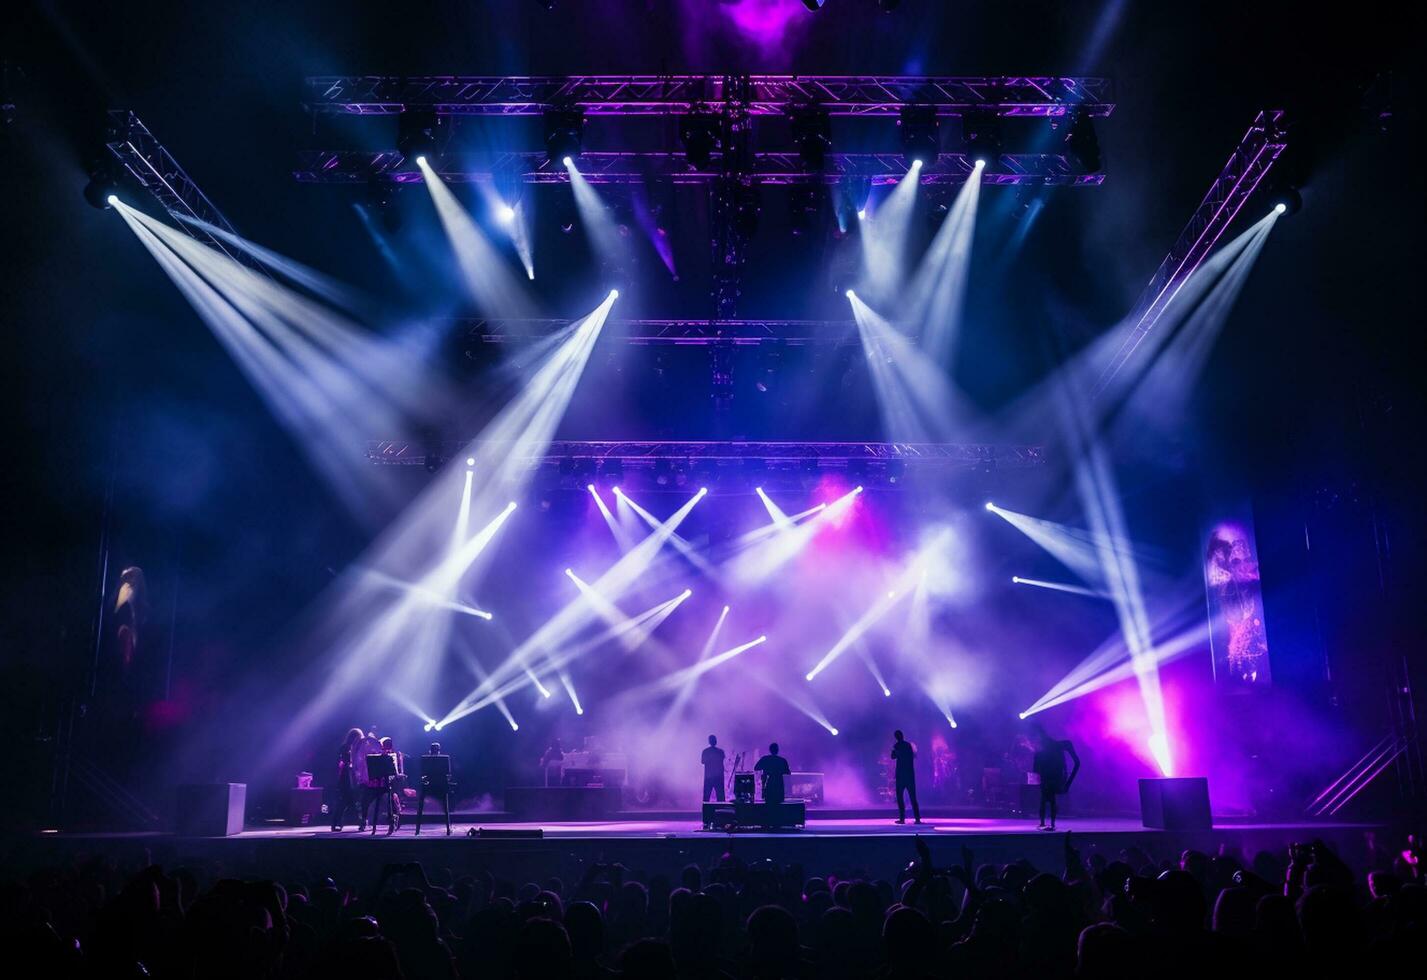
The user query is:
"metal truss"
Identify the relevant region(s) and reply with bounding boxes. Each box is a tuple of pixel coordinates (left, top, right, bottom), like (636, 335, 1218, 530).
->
(368, 440, 1045, 469)
(1091, 110, 1287, 398)
(306, 75, 1113, 118)
(295, 150, 1103, 187)
(103, 110, 250, 265)
(465, 318, 859, 347)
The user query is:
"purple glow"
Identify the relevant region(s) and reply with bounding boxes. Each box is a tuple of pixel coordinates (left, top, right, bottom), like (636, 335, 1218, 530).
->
(700, 0, 811, 55)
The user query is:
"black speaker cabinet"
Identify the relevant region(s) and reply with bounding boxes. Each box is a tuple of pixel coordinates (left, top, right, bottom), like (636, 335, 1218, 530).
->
(287, 787, 325, 826)
(176, 783, 247, 837)
(1139, 777, 1211, 830)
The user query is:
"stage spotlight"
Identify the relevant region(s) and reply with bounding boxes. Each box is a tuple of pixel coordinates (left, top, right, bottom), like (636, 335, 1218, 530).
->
(414, 155, 427, 168)
(829, 728, 839, 736)
(838, 173, 871, 229)
(789, 105, 833, 172)
(962, 109, 1003, 169)
(497, 204, 517, 224)
(1270, 186, 1302, 215)
(692, 459, 718, 489)
(510, 720, 520, 731)
(397, 109, 443, 162)
(1018, 711, 1028, 720)
(1011, 575, 1020, 583)
(545, 108, 586, 164)
(984, 501, 995, 511)
(83, 168, 119, 210)
(898, 105, 940, 168)
(680, 109, 721, 168)
(466, 456, 476, 466)
(845, 288, 856, 299)
(973, 157, 988, 169)
(424, 722, 434, 732)
(598, 458, 624, 487)
(609, 288, 620, 299)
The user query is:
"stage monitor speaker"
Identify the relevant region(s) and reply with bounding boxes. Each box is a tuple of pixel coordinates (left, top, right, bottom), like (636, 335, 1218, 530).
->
(471, 827, 544, 839)
(287, 787, 324, 826)
(1139, 777, 1211, 830)
(176, 783, 246, 837)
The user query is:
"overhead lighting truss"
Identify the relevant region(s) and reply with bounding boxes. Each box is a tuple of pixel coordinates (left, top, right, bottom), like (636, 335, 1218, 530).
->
(304, 75, 1114, 118)
(368, 439, 1045, 472)
(462, 318, 861, 346)
(102, 110, 255, 267)
(1091, 110, 1287, 397)
(296, 150, 1102, 187)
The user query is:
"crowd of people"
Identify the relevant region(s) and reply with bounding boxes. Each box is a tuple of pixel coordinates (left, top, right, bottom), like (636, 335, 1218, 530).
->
(2, 831, 1422, 979)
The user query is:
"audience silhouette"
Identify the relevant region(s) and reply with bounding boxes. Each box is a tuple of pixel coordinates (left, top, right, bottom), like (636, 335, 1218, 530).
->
(3, 831, 1421, 978)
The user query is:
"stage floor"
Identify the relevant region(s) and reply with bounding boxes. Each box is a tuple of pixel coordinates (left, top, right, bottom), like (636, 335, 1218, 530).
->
(253, 815, 1151, 840)
(14, 814, 1380, 884)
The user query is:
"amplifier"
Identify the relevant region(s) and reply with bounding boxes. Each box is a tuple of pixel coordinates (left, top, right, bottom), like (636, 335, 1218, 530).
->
(287, 787, 325, 826)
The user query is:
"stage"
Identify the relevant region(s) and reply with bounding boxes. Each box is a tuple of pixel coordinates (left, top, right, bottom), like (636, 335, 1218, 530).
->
(16, 814, 1380, 886)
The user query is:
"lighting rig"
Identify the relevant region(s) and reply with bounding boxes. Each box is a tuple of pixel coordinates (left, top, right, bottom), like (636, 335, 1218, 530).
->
(93, 82, 1288, 481)
(367, 439, 1046, 493)
(296, 73, 1114, 410)
(1091, 109, 1288, 398)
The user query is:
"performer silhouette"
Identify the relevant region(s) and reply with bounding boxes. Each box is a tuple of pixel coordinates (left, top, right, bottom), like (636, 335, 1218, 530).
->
(891, 730, 922, 824)
(364, 736, 404, 835)
(701, 735, 726, 802)
(754, 742, 791, 805)
(414, 742, 454, 837)
(331, 727, 367, 831)
(1031, 724, 1081, 830)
